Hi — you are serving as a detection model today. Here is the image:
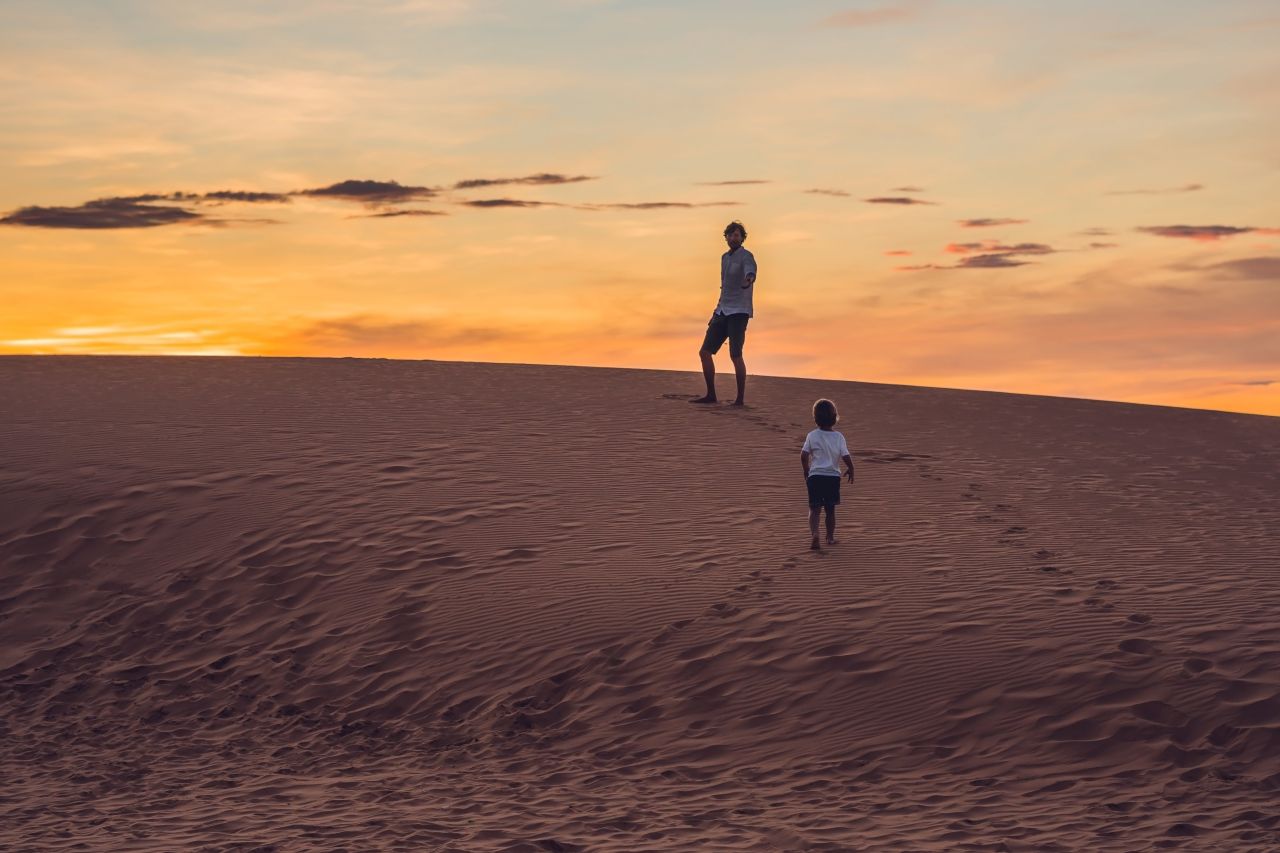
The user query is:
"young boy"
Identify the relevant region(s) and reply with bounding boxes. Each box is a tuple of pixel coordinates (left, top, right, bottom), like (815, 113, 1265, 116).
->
(800, 398, 855, 551)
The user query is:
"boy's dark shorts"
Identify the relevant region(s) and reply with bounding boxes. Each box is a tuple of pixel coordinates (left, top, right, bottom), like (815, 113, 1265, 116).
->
(806, 475, 841, 510)
(701, 312, 750, 358)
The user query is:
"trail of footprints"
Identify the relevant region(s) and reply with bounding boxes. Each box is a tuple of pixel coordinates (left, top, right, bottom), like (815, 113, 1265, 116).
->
(665, 392, 1212, 688)
(957, 477, 1214, 679)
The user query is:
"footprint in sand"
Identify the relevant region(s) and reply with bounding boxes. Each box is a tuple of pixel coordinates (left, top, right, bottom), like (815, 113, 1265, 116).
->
(1117, 638, 1158, 655)
(1182, 658, 1213, 675)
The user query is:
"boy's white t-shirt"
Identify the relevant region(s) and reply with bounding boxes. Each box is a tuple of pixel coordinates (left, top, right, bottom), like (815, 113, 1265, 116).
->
(802, 428, 849, 478)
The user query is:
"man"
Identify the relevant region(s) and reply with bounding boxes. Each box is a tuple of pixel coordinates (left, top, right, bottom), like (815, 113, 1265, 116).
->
(692, 220, 757, 406)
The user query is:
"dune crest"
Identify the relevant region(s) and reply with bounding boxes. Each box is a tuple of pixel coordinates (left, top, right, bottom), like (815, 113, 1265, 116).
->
(2, 356, 1279, 851)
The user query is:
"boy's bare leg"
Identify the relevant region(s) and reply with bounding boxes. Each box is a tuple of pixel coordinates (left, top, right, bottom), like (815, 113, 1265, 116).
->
(691, 350, 717, 403)
(731, 355, 746, 406)
(826, 507, 837, 544)
(809, 507, 821, 550)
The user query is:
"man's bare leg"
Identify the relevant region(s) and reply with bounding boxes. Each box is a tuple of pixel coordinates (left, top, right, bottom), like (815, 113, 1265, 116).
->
(731, 354, 746, 406)
(809, 507, 821, 550)
(691, 350, 718, 403)
(826, 507, 837, 544)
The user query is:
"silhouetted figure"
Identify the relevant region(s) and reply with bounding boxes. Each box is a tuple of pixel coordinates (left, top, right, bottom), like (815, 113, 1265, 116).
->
(691, 220, 756, 406)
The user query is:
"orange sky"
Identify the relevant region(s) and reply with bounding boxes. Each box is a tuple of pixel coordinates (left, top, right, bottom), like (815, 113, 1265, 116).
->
(2, 1, 1277, 415)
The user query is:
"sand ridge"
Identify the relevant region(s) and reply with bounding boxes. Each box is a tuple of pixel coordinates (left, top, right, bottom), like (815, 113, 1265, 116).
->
(1, 355, 1279, 851)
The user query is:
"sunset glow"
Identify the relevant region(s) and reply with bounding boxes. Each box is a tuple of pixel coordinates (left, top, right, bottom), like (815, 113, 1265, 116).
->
(2, 0, 1277, 414)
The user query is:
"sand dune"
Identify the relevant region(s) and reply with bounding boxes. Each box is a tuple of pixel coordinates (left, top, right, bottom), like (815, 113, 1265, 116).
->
(2, 355, 1279, 851)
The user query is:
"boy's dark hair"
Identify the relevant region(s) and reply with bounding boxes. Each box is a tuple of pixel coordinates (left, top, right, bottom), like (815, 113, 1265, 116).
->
(813, 398, 839, 428)
(723, 220, 747, 239)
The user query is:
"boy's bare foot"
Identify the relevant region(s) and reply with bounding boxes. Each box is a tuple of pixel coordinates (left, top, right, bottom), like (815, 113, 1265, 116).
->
(690, 395, 717, 404)
(731, 399, 746, 407)
(827, 537, 838, 546)
(810, 537, 821, 551)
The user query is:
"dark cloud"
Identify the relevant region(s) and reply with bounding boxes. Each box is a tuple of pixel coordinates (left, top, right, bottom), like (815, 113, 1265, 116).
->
(1236, 379, 1276, 387)
(958, 217, 1028, 228)
(583, 201, 739, 210)
(355, 209, 448, 218)
(461, 199, 563, 208)
(892, 185, 926, 192)
(1079, 227, 1114, 236)
(821, 1, 930, 28)
(1089, 242, 1119, 249)
(805, 188, 851, 197)
(956, 253, 1030, 268)
(696, 180, 771, 186)
(1106, 183, 1203, 196)
(458, 198, 738, 210)
(452, 173, 596, 190)
(865, 196, 936, 205)
(945, 241, 1055, 255)
(298, 179, 439, 204)
(1137, 225, 1277, 242)
(0, 197, 203, 229)
(893, 254, 1032, 271)
(201, 190, 291, 203)
(898, 241, 1047, 270)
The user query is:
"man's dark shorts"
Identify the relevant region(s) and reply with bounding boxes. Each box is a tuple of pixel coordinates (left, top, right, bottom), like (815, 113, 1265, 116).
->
(701, 312, 750, 358)
(806, 475, 841, 510)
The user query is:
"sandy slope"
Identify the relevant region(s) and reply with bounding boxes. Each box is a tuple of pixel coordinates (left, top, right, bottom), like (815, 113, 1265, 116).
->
(1, 355, 1278, 852)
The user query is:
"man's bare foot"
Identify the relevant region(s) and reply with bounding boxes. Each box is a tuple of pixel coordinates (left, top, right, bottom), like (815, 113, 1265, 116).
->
(810, 537, 821, 551)
(690, 395, 717, 404)
(731, 399, 746, 407)
(826, 537, 838, 546)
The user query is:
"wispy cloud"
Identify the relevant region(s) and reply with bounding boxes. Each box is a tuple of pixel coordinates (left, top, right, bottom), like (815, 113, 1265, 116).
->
(958, 217, 1028, 228)
(1106, 183, 1203, 196)
(865, 196, 936, 205)
(955, 253, 1031, 268)
(297, 179, 439, 204)
(287, 315, 513, 350)
(582, 201, 740, 210)
(452, 173, 596, 189)
(460, 198, 564, 208)
(894, 253, 1034, 271)
(1137, 224, 1280, 242)
(898, 241, 1053, 271)
(354, 209, 448, 218)
(0, 197, 203, 229)
(885, 249, 912, 256)
(1199, 256, 1280, 279)
(696, 180, 771, 186)
(891, 185, 926, 192)
(805, 188, 851, 197)
(201, 190, 292, 203)
(945, 241, 1056, 255)
(820, 0, 931, 28)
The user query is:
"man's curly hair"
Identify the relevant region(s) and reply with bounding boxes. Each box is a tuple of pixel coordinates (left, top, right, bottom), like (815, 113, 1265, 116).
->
(723, 220, 747, 240)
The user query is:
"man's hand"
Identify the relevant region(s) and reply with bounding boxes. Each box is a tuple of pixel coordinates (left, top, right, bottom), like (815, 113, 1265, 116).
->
(742, 274, 755, 289)
(845, 467, 855, 484)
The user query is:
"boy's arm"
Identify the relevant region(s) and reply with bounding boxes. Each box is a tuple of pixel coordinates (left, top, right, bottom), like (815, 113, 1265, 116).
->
(801, 450, 811, 478)
(842, 454, 855, 483)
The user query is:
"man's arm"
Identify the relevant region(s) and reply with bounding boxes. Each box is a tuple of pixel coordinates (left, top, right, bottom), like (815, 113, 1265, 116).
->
(801, 450, 811, 478)
(842, 454, 855, 484)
